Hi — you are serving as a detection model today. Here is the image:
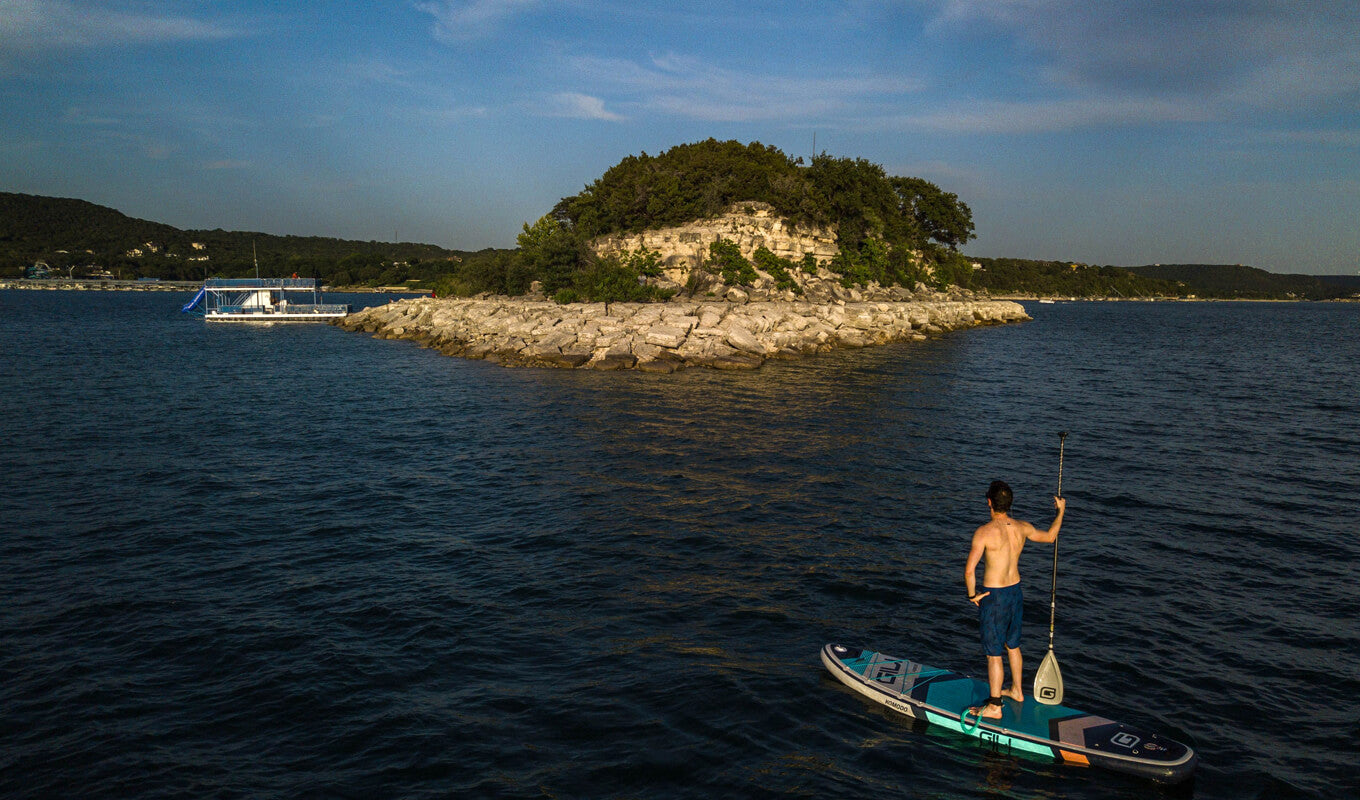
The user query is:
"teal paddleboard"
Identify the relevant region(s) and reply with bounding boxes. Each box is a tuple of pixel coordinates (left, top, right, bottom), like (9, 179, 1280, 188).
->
(821, 643, 1196, 784)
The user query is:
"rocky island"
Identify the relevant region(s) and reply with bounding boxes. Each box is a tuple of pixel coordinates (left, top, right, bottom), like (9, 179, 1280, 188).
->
(334, 140, 1030, 369)
(335, 291, 1029, 373)
(334, 280, 1022, 372)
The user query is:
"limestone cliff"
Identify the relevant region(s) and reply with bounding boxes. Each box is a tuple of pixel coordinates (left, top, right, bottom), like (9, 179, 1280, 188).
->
(590, 202, 839, 286)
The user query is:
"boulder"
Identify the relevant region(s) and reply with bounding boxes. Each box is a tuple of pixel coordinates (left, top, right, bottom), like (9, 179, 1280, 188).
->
(592, 351, 637, 370)
(711, 351, 764, 370)
(645, 325, 689, 349)
(724, 323, 767, 355)
(637, 351, 684, 374)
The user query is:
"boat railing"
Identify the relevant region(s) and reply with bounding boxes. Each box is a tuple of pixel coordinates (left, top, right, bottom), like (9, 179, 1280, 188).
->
(205, 278, 317, 290)
(209, 303, 348, 314)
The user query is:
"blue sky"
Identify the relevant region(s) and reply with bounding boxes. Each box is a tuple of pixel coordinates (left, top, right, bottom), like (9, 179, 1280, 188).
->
(1, 1, 1356, 273)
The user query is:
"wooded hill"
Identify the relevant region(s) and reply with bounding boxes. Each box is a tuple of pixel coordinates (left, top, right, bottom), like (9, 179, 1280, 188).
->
(1126, 263, 1358, 300)
(968, 259, 1358, 300)
(0, 192, 483, 286)
(968, 258, 1180, 298)
(531, 139, 980, 300)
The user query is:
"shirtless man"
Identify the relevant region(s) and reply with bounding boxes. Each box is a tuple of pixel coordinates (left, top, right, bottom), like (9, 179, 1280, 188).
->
(964, 480, 1065, 719)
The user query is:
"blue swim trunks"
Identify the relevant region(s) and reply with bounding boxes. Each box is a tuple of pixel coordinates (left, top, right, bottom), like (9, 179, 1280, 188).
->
(979, 583, 1023, 657)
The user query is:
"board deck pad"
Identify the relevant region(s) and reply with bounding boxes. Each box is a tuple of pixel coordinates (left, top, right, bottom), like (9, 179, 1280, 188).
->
(821, 644, 1196, 784)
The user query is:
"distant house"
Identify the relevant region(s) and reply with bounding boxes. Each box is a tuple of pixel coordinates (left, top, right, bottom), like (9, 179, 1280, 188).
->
(27, 260, 52, 278)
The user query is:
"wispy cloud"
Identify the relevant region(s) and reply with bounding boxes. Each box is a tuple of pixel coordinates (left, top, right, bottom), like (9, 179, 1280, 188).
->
(543, 92, 624, 121)
(415, 0, 544, 42)
(0, 0, 239, 53)
(569, 52, 918, 123)
(883, 95, 1216, 135)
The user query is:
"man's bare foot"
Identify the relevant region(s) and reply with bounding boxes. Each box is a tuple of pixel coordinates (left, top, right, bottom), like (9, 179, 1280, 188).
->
(970, 699, 1004, 719)
(1002, 687, 1025, 703)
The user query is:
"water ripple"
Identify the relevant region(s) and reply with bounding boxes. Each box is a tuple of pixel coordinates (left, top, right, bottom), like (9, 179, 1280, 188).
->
(1, 293, 1357, 799)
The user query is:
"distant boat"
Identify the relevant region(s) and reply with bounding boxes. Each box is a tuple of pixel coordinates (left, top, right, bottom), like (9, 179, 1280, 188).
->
(181, 277, 349, 322)
(1039, 299, 1057, 304)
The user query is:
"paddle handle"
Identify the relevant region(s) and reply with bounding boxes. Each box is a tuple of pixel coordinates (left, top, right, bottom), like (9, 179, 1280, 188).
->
(1048, 432, 1066, 649)
(1057, 432, 1066, 499)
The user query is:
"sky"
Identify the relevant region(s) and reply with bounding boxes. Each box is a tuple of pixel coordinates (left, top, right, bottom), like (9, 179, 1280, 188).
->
(1, 1, 1357, 274)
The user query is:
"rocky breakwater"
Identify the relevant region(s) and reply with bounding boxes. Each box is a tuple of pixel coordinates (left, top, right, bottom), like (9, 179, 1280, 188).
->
(334, 296, 1030, 372)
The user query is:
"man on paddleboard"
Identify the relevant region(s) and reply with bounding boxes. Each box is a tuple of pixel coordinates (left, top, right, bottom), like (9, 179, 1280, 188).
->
(964, 480, 1065, 719)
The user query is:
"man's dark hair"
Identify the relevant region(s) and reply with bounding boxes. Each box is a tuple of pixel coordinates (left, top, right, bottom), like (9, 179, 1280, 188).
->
(987, 480, 1013, 513)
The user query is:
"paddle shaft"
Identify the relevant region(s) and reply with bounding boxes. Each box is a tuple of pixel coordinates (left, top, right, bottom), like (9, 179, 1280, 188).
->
(1047, 432, 1066, 650)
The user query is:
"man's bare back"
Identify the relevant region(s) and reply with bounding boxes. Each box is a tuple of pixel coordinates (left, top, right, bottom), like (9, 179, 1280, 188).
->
(972, 516, 1039, 590)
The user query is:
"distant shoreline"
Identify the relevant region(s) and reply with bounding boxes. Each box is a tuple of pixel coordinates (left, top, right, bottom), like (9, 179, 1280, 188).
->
(0, 278, 201, 292)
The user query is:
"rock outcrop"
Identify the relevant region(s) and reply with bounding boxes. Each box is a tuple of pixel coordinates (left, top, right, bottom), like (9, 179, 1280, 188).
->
(334, 296, 1030, 372)
(591, 202, 840, 288)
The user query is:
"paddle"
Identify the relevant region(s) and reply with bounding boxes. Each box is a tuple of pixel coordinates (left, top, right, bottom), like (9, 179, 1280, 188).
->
(1034, 431, 1067, 705)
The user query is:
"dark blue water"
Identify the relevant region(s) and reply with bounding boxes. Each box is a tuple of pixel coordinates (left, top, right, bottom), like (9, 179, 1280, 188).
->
(2, 291, 1356, 799)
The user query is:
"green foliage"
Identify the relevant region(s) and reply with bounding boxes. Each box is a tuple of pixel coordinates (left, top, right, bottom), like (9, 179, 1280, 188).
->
(829, 238, 889, 288)
(553, 288, 580, 304)
(800, 253, 820, 274)
(569, 256, 675, 303)
(752, 247, 801, 293)
(517, 215, 581, 293)
(704, 239, 758, 286)
(804, 155, 897, 253)
(927, 248, 976, 290)
(551, 139, 822, 238)
(891, 177, 974, 248)
(887, 247, 929, 288)
(621, 246, 664, 277)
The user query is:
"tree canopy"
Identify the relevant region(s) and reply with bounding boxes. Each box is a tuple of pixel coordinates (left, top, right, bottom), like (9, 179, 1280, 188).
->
(549, 139, 975, 258)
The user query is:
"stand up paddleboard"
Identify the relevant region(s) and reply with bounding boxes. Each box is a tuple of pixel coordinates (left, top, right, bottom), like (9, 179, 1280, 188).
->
(821, 644, 1197, 784)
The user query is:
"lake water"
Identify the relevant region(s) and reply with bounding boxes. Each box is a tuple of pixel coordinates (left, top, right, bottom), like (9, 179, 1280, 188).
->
(1, 291, 1356, 799)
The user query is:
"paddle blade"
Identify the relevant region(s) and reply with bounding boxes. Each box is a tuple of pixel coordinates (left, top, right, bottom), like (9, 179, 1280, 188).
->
(1034, 649, 1063, 705)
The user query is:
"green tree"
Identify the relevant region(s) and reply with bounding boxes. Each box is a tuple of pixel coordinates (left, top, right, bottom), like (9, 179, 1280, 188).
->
(517, 215, 583, 292)
(892, 177, 974, 248)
